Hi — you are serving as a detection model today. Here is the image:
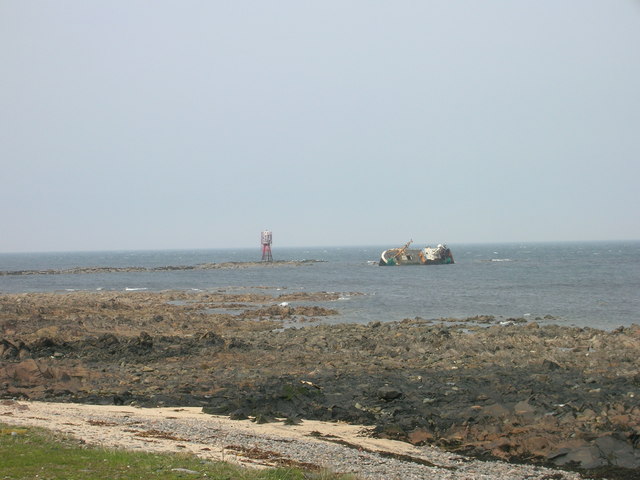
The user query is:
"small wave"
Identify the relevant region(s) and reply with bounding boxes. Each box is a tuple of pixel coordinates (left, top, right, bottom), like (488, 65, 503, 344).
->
(491, 258, 513, 262)
(125, 287, 148, 291)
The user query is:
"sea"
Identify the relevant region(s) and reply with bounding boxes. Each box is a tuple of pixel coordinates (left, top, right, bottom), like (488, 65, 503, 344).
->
(1, 241, 639, 331)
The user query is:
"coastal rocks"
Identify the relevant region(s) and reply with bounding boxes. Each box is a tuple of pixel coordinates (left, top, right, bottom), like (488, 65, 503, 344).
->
(239, 304, 338, 320)
(198, 331, 224, 347)
(1, 291, 640, 477)
(0, 260, 323, 276)
(377, 386, 403, 401)
(0, 357, 87, 399)
(549, 434, 640, 469)
(127, 331, 153, 354)
(0, 339, 20, 359)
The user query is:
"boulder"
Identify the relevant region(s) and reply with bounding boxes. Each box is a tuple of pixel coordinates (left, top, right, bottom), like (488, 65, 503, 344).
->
(549, 434, 640, 469)
(594, 434, 640, 469)
(377, 386, 403, 401)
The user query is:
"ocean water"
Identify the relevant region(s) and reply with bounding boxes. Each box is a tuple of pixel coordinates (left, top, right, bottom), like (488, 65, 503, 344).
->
(1, 241, 639, 331)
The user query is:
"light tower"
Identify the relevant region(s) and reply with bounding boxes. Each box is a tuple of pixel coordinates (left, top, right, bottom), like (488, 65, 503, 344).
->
(261, 230, 273, 262)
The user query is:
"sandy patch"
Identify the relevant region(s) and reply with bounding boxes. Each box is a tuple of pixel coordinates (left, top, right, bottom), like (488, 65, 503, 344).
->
(0, 400, 584, 480)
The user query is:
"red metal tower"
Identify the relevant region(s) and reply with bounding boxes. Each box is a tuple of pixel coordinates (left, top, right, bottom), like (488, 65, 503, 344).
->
(261, 230, 273, 262)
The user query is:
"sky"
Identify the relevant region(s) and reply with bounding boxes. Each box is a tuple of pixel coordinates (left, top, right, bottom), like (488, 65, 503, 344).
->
(1, 1, 639, 253)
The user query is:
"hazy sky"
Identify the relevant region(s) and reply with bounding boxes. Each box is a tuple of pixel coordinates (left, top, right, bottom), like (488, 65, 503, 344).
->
(2, 2, 639, 252)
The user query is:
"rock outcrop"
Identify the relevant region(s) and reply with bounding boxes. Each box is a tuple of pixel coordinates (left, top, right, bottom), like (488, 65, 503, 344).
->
(1, 291, 639, 477)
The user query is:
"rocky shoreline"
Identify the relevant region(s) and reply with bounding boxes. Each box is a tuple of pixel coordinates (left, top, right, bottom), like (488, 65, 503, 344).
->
(1, 290, 639, 478)
(0, 400, 588, 480)
(0, 259, 321, 276)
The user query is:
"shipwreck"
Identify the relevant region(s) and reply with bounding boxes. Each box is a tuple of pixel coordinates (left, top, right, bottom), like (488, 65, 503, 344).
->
(379, 240, 454, 266)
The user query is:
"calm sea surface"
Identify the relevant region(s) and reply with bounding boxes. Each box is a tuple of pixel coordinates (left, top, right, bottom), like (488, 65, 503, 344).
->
(1, 241, 639, 331)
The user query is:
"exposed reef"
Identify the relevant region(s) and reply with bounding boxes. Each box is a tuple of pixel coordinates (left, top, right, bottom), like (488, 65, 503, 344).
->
(0, 259, 322, 276)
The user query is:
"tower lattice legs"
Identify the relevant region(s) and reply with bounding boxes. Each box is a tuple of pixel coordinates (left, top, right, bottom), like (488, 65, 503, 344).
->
(261, 244, 272, 262)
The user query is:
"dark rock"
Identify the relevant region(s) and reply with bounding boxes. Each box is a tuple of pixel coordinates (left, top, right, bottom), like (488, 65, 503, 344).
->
(594, 434, 640, 469)
(377, 386, 403, 401)
(0, 339, 18, 359)
(199, 331, 225, 347)
(94, 333, 120, 356)
(542, 359, 561, 371)
(253, 413, 276, 424)
(138, 331, 153, 348)
(549, 434, 640, 470)
(550, 445, 605, 469)
(376, 424, 408, 441)
(30, 337, 57, 351)
(229, 409, 249, 420)
(202, 404, 231, 415)
(284, 416, 302, 425)
(127, 332, 153, 354)
(226, 338, 249, 349)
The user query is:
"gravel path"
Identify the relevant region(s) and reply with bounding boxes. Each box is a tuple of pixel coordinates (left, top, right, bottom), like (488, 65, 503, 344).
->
(0, 400, 590, 480)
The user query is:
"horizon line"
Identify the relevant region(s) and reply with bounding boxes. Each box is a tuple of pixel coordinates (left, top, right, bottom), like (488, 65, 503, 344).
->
(1, 238, 639, 256)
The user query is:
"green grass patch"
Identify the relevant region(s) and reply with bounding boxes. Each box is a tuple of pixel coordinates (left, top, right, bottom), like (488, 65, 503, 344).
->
(0, 423, 357, 480)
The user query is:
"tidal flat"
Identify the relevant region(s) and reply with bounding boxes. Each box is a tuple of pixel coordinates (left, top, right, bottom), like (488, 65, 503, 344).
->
(1, 290, 639, 478)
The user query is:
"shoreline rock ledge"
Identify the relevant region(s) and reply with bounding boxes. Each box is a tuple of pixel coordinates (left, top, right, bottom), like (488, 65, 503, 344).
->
(1, 291, 639, 479)
(0, 259, 322, 276)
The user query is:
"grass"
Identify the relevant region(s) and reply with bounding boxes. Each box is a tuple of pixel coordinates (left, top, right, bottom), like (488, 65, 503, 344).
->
(0, 423, 357, 480)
